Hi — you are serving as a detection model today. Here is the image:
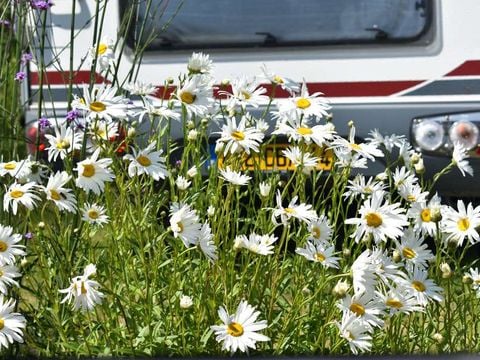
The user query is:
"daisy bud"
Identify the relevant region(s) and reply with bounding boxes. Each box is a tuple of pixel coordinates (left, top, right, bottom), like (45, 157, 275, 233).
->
(201, 118, 209, 126)
(207, 205, 215, 217)
(414, 159, 425, 174)
(430, 208, 442, 222)
(187, 129, 198, 141)
(259, 181, 271, 198)
(166, 77, 174, 84)
(221, 78, 230, 87)
(332, 280, 349, 299)
(302, 286, 311, 295)
(277, 180, 285, 188)
(392, 249, 402, 263)
(20, 257, 28, 268)
(233, 236, 244, 250)
(127, 127, 136, 138)
(375, 172, 388, 181)
(463, 274, 473, 284)
(38, 221, 45, 229)
(73, 227, 80, 234)
(179, 294, 193, 309)
(342, 248, 351, 258)
(160, 211, 167, 218)
(348, 120, 354, 128)
(187, 166, 198, 178)
(432, 333, 444, 344)
(325, 113, 334, 122)
(186, 120, 195, 130)
(440, 262, 453, 279)
(447, 237, 459, 249)
(176, 176, 191, 191)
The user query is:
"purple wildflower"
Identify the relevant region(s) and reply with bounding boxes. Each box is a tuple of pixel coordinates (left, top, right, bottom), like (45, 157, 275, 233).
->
(65, 109, 80, 123)
(21, 53, 33, 65)
(38, 117, 51, 130)
(0, 19, 10, 28)
(14, 71, 26, 82)
(30, 0, 54, 10)
(175, 160, 182, 167)
(24, 232, 33, 240)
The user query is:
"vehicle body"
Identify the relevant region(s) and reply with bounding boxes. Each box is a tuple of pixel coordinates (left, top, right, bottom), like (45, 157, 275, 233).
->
(24, 0, 480, 197)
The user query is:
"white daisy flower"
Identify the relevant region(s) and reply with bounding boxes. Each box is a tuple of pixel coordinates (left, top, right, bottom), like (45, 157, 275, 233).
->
(44, 125, 83, 162)
(124, 143, 168, 181)
(260, 64, 299, 94)
(400, 266, 443, 306)
(337, 311, 372, 355)
(72, 83, 128, 123)
(345, 191, 408, 244)
(452, 142, 473, 176)
(74, 148, 115, 195)
(59, 264, 104, 312)
(335, 151, 368, 169)
(175, 176, 191, 191)
(308, 214, 333, 243)
(211, 300, 270, 353)
(295, 239, 339, 269)
(407, 194, 443, 237)
(0, 297, 26, 350)
(392, 166, 418, 189)
(87, 119, 119, 142)
(170, 203, 202, 247)
(0, 264, 21, 295)
(282, 146, 319, 173)
(173, 75, 213, 117)
(339, 292, 384, 329)
(88, 36, 115, 72)
(369, 247, 404, 286)
(270, 190, 317, 225)
(343, 174, 385, 200)
(216, 116, 264, 156)
(198, 222, 217, 262)
(3, 182, 40, 215)
(0, 225, 25, 266)
(277, 81, 331, 119)
(466, 268, 480, 296)
(351, 250, 377, 296)
(219, 167, 251, 186)
(81, 203, 109, 226)
(272, 115, 335, 147)
(234, 233, 278, 256)
(134, 98, 181, 124)
(366, 129, 406, 152)
(442, 200, 480, 246)
(43, 171, 77, 213)
(222, 76, 269, 111)
(124, 80, 157, 96)
(376, 287, 424, 315)
(394, 228, 434, 269)
(187, 52, 213, 75)
(0, 159, 31, 179)
(397, 182, 429, 204)
(331, 125, 384, 162)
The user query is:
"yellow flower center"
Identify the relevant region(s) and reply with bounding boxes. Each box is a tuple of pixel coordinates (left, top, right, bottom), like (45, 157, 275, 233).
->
(241, 91, 251, 100)
(10, 190, 24, 199)
(97, 43, 108, 55)
(349, 302, 366, 316)
(421, 208, 431, 222)
(457, 218, 470, 232)
(0, 241, 8, 252)
(344, 330, 355, 341)
(137, 155, 152, 167)
(89, 101, 106, 113)
(0, 319, 4, 330)
(296, 98, 311, 109)
(4, 162, 16, 170)
(82, 164, 95, 178)
(284, 207, 296, 214)
(365, 212, 382, 228)
(402, 247, 416, 260)
(314, 252, 326, 262)
(56, 139, 70, 150)
(412, 280, 426, 292)
(80, 281, 87, 294)
(231, 131, 245, 141)
(311, 226, 321, 239)
(350, 143, 362, 151)
(176, 222, 184, 233)
(227, 322, 244, 337)
(407, 194, 416, 202)
(88, 210, 99, 220)
(180, 91, 196, 104)
(386, 298, 403, 309)
(297, 127, 313, 136)
(273, 75, 284, 84)
(50, 189, 62, 201)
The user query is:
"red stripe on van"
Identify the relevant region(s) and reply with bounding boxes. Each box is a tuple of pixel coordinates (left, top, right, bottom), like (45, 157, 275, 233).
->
(30, 70, 104, 85)
(446, 61, 480, 76)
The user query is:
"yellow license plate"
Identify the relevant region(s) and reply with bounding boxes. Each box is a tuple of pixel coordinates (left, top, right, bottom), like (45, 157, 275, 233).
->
(218, 144, 334, 171)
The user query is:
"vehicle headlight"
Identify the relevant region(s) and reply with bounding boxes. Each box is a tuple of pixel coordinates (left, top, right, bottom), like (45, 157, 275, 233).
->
(448, 121, 479, 150)
(412, 119, 445, 151)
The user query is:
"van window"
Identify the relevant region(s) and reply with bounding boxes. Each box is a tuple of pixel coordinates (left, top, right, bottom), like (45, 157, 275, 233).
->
(126, 0, 432, 50)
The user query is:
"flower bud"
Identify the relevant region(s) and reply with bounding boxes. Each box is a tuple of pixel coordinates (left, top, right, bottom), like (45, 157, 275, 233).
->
(127, 127, 136, 138)
(20, 257, 28, 268)
(187, 166, 198, 178)
(207, 205, 215, 217)
(302, 286, 312, 295)
(38, 221, 45, 229)
(430, 207, 442, 222)
(410, 152, 422, 165)
(215, 141, 224, 155)
(175, 176, 191, 191)
(463, 274, 473, 284)
(187, 129, 198, 141)
(179, 295, 193, 309)
(259, 181, 271, 198)
(348, 120, 354, 128)
(332, 280, 349, 299)
(221, 78, 230, 87)
(186, 120, 195, 130)
(201, 118, 209, 126)
(432, 333, 444, 344)
(392, 249, 402, 263)
(375, 172, 388, 182)
(414, 159, 425, 174)
(342, 248, 351, 258)
(440, 262, 452, 279)
(166, 77, 174, 85)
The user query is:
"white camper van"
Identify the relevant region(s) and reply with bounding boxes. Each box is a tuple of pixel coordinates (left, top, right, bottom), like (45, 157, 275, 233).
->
(24, 0, 480, 197)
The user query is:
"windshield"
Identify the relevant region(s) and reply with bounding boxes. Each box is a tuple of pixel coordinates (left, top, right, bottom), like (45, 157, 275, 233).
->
(125, 0, 432, 50)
